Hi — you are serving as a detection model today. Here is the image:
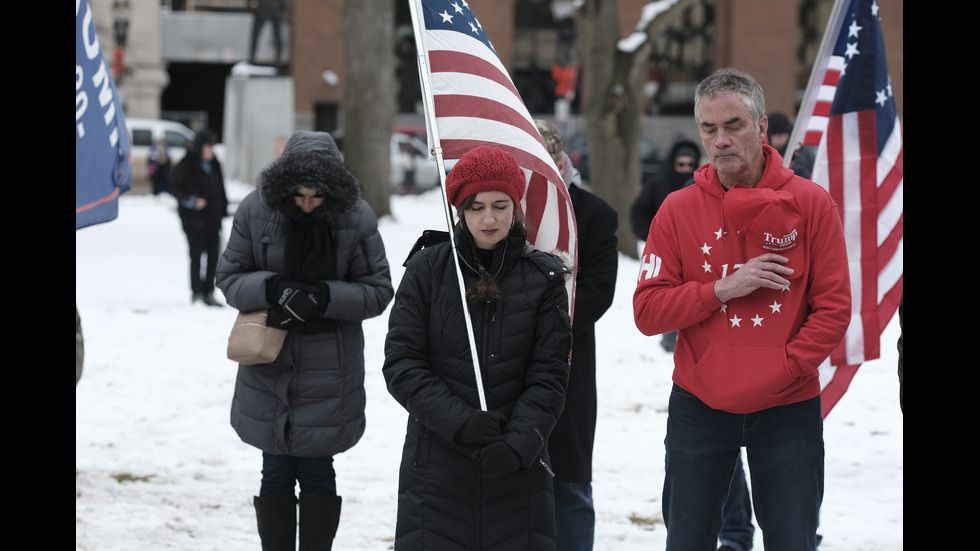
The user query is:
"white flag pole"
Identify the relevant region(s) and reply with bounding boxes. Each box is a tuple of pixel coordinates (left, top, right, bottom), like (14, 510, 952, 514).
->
(407, 0, 488, 411)
(786, 0, 849, 168)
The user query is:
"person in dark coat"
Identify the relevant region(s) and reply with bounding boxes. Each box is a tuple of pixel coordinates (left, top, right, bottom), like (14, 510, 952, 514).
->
(766, 111, 793, 157)
(215, 130, 394, 550)
(535, 120, 618, 551)
(383, 145, 573, 551)
(629, 137, 701, 353)
(767, 112, 818, 181)
(630, 137, 701, 246)
(169, 128, 229, 306)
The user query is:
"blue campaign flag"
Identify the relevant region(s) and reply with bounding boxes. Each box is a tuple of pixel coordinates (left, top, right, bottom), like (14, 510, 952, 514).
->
(76, 0, 131, 230)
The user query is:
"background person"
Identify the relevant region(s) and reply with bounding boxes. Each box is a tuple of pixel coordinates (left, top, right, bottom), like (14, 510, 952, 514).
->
(630, 138, 701, 352)
(630, 138, 701, 251)
(535, 119, 618, 551)
(169, 128, 228, 306)
(148, 138, 171, 196)
(395, 142, 419, 195)
(765, 111, 793, 157)
(766, 111, 818, 181)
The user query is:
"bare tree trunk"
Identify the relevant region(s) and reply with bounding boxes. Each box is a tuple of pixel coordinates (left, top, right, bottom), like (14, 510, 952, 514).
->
(577, 0, 653, 258)
(343, 0, 395, 218)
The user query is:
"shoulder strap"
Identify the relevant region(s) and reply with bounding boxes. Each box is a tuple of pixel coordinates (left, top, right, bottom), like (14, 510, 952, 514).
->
(403, 230, 449, 267)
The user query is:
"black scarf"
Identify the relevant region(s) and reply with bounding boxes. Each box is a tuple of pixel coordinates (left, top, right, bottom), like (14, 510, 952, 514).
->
(284, 210, 337, 285)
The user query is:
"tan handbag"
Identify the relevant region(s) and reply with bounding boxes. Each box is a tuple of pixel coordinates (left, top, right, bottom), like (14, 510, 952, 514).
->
(227, 311, 287, 365)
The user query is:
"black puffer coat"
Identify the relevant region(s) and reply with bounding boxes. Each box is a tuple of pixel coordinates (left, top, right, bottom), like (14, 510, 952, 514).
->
(215, 131, 393, 457)
(383, 227, 573, 550)
(548, 182, 618, 485)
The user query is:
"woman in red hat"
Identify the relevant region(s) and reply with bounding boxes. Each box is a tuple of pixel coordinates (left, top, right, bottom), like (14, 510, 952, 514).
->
(383, 146, 573, 550)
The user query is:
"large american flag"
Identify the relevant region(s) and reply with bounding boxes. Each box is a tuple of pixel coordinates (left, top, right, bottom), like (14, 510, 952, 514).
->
(408, 0, 578, 311)
(793, 0, 903, 417)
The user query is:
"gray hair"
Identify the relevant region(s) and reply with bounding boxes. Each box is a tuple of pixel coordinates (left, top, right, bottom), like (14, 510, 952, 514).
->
(694, 68, 766, 124)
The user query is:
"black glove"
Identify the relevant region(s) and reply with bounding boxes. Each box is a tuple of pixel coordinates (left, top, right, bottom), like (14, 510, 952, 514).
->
(478, 441, 521, 480)
(455, 410, 507, 445)
(315, 281, 330, 313)
(266, 280, 322, 329)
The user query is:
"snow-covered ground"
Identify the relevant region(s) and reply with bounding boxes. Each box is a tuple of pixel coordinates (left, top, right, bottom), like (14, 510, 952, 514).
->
(76, 182, 903, 550)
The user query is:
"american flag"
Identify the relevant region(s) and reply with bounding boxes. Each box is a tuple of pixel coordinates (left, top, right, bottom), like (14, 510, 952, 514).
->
(408, 0, 578, 311)
(792, 0, 903, 417)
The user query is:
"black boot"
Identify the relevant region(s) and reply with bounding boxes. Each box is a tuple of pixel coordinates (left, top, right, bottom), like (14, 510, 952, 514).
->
(298, 493, 342, 551)
(254, 495, 297, 551)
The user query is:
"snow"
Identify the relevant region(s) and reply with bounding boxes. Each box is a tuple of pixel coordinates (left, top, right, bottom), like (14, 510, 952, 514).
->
(618, 0, 679, 52)
(230, 62, 279, 78)
(76, 181, 903, 550)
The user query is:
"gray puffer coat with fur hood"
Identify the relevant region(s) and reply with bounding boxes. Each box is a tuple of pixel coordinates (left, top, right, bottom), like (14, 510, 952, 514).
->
(216, 131, 393, 457)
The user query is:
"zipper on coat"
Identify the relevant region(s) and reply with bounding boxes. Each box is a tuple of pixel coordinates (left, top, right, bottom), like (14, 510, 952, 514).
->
(412, 418, 423, 466)
(534, 428, 555, 476)
(260, 241, 270, 268)
(480, 308, 495, 389)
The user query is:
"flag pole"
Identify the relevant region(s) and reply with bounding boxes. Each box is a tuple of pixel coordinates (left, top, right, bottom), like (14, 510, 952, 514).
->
(407, 0, 488, 411)
(786, 0, 850, 168)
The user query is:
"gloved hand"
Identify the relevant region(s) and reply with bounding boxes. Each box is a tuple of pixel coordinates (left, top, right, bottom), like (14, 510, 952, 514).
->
(266, 279, 323, 329)
(455, 410, 507, 445)
(478, 441, 521, 480)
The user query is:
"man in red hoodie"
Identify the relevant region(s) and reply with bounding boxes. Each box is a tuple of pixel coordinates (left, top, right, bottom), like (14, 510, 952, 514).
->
(633, 68, 850, 550)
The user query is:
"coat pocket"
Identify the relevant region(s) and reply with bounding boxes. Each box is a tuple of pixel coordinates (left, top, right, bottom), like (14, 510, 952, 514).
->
(690, 341, 795, 412)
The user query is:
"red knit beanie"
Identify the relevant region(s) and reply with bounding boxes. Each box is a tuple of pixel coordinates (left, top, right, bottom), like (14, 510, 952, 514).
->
(445, 146, 526, 209)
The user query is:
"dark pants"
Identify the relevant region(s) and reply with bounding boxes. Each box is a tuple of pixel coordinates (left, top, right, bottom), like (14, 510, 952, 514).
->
(185, 231, 220, 296)
(663, 384, 823, 551)
(260, 453, 337, 498)
(719, 453, 754, 551)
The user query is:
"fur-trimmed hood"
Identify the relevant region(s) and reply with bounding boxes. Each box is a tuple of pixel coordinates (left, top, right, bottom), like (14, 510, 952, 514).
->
(258, 130, 361, 219)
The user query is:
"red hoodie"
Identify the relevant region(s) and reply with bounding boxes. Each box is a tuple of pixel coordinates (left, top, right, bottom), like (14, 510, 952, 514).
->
(633, 146, 850, 414)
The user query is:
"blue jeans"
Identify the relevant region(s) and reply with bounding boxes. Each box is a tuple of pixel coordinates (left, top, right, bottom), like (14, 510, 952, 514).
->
(719, 453, 754, 551)
(554, 480, 594, 551)
(663, 385, 823, 551)
(260, 453, 337, 498)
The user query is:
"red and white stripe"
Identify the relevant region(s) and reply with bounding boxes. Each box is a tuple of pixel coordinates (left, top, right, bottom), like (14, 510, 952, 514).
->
(417, 18, 578, 312)
(802, 55, 844, 147)
(795, 0, 903, 417)
(810, 101, 903, 418)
